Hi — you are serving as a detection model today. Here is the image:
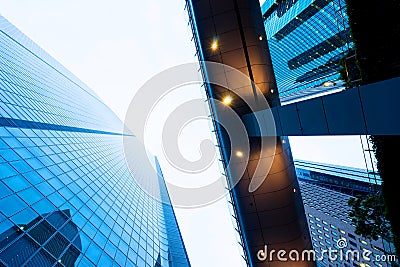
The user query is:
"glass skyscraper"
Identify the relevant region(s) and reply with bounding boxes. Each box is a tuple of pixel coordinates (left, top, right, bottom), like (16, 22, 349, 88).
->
(261, 0, 354, 102)
(0, 16, 190, 267)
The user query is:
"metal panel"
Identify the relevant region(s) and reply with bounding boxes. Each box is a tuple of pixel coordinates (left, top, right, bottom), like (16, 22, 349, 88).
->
(271, 107, 283, 136)
(242, 77, 400, 136)
(187, 0, 315, 266)
(242, 112, 260, 136)
(360, 78, 400, 135)
(297, 97, 329, 135)
(278, 104, 302, 135)
(323, 87, 366, 135)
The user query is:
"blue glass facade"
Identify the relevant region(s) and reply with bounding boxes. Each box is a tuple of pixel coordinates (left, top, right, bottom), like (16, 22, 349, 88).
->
(0, 16, 190, 267)
(261, 0, 354, 101)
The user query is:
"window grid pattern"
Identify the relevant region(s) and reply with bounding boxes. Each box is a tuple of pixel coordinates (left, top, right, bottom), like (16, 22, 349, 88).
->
(0, 16, 190, 267)
(0, 17, 121, 133)
(300, 181, 390, 267)
(261, 0, 353, 100)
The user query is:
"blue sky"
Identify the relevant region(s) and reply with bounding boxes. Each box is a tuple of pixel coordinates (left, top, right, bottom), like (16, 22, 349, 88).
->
(0, 1, 372, 266)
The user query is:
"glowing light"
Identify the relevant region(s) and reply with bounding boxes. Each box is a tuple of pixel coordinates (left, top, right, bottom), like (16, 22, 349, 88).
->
(259, 35, 263, 41)
(270, 89, 274, 93)
(211, 41, 218, 50)
(323, 81, 335, 87)
(293, 188, 296, 193)
(236, 151, 243, 158)
(222, 95, 233, 106)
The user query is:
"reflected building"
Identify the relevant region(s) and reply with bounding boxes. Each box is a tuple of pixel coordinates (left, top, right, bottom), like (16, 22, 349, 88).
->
(0, 210, 81, 266)
(0, 16, 190, 267)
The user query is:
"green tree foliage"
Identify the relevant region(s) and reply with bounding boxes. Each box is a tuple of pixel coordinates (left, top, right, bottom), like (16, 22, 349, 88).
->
(348, 194, 390, 241)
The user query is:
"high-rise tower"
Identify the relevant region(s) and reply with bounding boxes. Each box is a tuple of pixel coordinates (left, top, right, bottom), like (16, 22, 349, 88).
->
(296, 160, 394, 267)
(0, 16, 190, 267)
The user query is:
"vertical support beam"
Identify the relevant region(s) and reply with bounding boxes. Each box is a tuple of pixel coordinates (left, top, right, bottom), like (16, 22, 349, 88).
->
(186, 0, 315, 266)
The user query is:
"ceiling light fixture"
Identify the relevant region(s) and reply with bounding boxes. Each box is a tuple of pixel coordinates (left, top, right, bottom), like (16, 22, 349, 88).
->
(222, 95, 233, 106)
(211, 41, 218, 50)
(236, 151, 243, 158)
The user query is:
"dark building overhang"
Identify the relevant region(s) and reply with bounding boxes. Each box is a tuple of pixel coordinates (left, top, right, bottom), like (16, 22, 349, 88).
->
(185, 0, 315, 266)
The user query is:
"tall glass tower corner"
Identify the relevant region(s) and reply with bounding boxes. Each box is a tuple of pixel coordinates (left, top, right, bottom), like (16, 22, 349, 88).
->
(261, 0, 354, 103)
(0, 16, 190, 267)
